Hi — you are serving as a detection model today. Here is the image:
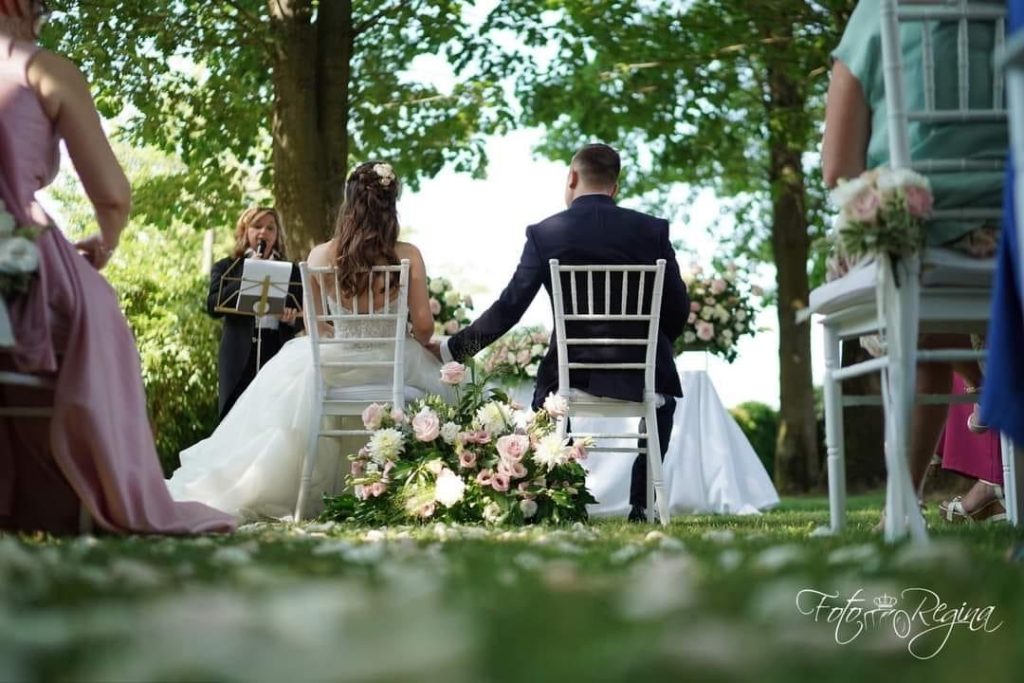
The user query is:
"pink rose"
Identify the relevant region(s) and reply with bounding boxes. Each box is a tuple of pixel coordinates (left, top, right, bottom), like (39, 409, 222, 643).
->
(462, 430, 491, 445)
(429, 298, 442, 315)
(439, 361, 467, 385)
(696, 320, 715, 342)
(391, 408, 406, 424)
(444, 319, 460, 334)
(496, 434, 529, 462)
(504, 461, 527, 479)
(419, 502, 435, 518)
(491, 473, 510, 492)
(412, 407, 440, 441)
(687, 312, 697, 325)
(690, 301, 701, 313)
(849, 187, 880, 223)
(516, 349, 532, 365)
(350, 459, 365, 477)
(476, 469, 493, 486)
(904, 185, 933, 218)
(369, 481, 386, 498)
(459, 450, 478, 469)
(361, 403, 385, 430)
(711, 279, 727, 295)
(569, 444, 588, 461)
(382, 460, 395, 481)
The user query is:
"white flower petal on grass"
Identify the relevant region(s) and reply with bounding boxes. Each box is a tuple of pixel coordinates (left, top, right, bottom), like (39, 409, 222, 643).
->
(618, 555, 696, 620)
(751, 544, 805, 572)
(826, 543, 880, 566)
(108, 559, 166, 590)
(211, 546, 253, 566)
(701, 529, 735, 544)
(718, 548, 744, 572)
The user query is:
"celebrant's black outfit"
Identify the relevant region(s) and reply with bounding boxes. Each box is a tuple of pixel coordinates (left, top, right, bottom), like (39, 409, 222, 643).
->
(207, 255, 303, 422)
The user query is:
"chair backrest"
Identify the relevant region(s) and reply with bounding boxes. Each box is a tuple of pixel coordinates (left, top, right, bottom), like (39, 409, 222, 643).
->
(299, 259, 411, 409)
(548, 259, 666, 401)
(0, 299, 54, 417)
(881, 0, 1008, 221)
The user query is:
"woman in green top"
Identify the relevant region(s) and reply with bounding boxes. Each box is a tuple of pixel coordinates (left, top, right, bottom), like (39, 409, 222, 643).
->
(821, 0, 1006, 519)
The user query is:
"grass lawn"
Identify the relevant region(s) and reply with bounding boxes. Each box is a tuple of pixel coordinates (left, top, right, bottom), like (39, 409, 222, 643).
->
(1, 494, 1022, 682)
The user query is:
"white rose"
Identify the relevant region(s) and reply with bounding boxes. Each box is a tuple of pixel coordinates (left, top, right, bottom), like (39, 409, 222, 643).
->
(735, 310, 747, 322)
(520, 499, 538, 519)
(434, 468, 466, 507)
(429, 279, 445, 294)
(483, 501, 506, 525)
(700, 306, 714, 321)
(525, 363, 538, 377)
(530, 344, 545, 356)
(444, 290, 461, 307)
(440, 422, 460, 444)
(443, 319, 460, 334)
(683, 331, 696, 344)
(0, 236, 38, 274)
(722, 329, 733, 339)
(734, 322, 745, 333)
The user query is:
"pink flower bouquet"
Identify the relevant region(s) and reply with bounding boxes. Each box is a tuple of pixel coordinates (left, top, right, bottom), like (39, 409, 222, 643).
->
(830, 167, 932, 260)
(675, 261, 763, 362)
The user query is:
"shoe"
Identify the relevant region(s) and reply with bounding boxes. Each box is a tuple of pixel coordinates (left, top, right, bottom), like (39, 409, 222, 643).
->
(938, 483, 1006, 523)
(628, 505, 647, 524)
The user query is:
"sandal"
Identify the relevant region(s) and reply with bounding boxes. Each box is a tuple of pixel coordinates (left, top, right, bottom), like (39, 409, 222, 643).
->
(938, 482, 1006, 523)
(965, 386, 990, 434)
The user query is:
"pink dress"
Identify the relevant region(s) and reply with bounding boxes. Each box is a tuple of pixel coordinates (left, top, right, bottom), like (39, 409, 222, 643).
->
(0, 36, 235, 534)
(938, 375, 1003, 485)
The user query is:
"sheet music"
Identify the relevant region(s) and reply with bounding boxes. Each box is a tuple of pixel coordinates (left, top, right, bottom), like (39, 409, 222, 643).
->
(238, 259, 293, 315)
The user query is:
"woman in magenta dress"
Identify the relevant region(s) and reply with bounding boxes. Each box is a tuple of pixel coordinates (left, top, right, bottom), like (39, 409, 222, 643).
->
(0, 0, 234, 534)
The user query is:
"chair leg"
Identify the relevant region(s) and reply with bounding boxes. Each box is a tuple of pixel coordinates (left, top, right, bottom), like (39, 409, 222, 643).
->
(294, 412, 323, 522)
(823, 325, 847, 533)
(1001, 434, 1022, 526)
(645, 401, 669, 526)
(878, 254, 927, 543)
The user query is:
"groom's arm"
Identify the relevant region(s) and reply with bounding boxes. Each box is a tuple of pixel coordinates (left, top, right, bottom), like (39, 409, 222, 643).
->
(657, 220, 688, 343)
(446, 226, 545, 362)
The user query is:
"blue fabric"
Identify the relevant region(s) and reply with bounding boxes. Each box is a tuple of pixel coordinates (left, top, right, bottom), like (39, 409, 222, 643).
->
(979, 1, 1024, 444)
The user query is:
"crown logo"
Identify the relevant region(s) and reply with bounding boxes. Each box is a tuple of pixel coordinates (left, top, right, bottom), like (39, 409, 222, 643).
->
(874, 594, 898, 609)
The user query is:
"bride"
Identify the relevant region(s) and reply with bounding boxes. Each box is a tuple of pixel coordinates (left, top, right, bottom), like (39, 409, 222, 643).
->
(167, 161, 451, 520)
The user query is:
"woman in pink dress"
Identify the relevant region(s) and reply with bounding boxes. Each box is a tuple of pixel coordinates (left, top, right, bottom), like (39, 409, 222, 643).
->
(0, 0, 234, 534)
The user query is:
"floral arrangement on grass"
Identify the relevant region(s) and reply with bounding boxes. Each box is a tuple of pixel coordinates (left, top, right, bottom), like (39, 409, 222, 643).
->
(321, 362, 596, 526)
(479, 326, 550, 383)
(674, 261, 763, 363)
(0, 199, 40, 298)
(831, 167, 932, 260)
(427, 276, 474, 336)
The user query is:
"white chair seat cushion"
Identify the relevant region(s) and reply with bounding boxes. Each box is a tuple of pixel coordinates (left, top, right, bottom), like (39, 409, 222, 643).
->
(804, 248, 996, 318)
(325, 385, 425, 403)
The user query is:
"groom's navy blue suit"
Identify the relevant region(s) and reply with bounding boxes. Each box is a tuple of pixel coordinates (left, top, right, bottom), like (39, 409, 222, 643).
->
(447, 194, 689, 508)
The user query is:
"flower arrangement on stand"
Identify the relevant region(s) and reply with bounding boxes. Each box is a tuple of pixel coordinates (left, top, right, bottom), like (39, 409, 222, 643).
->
(830, 167, 932, 260)
(321, 362, 596, 526)
(675, 262, 763, 362)
(427, 276, 474, 336)
(0, 199, 40, 298)
(479, 326, 550, 383)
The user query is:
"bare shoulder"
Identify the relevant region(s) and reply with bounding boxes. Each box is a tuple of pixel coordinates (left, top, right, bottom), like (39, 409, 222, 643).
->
(27, 49, 88, 90)
(307, 241, 335, 266)
(395, 241, 423, 262)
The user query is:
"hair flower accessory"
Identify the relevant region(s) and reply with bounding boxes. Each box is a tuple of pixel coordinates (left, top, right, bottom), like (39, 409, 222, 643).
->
(373, 163, 396, 187)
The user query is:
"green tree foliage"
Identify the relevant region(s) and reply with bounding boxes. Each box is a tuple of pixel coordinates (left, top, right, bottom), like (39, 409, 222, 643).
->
(480, 0, 856, 491)
(45, 0, 512, 250)
(729, 401, 779, 478)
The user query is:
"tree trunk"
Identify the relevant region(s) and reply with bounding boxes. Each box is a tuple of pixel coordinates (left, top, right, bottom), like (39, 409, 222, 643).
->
(268, 0, 329, 255)
(316, 0, 353, 232)
(765, 55, 820, 493)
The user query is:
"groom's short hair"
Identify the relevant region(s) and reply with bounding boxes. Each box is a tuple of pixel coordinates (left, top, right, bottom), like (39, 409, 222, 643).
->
(572, 143, 620, 188)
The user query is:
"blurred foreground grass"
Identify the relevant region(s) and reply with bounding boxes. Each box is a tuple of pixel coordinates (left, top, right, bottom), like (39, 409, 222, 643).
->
(1, 494, 1022, 682)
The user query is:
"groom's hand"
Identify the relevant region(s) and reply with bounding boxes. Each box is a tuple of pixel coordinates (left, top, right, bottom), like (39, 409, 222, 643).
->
(425, 340, 443, 362)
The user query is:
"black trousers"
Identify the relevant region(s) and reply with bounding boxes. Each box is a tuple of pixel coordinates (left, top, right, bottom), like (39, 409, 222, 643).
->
(630, 396, 677, 508)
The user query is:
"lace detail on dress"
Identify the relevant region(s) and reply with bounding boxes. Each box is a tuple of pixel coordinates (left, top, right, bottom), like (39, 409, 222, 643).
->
(327, 298, 396, 351)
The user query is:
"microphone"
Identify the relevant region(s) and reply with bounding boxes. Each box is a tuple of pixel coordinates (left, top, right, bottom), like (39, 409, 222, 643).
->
(256, 239, 267, 258)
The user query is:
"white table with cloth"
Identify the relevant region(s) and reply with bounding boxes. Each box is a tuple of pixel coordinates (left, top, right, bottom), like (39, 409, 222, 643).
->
(501, 359, 780, 518)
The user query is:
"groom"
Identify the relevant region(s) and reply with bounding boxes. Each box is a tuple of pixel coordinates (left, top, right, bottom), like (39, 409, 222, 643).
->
(434, 143, 689, 521)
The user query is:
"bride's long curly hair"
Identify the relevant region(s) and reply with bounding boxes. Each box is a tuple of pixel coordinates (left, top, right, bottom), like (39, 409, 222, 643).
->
(332, 161, 401, 299)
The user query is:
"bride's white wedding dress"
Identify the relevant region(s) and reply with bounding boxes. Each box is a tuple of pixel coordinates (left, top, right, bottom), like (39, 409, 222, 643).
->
(167, 299, 449, 520)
